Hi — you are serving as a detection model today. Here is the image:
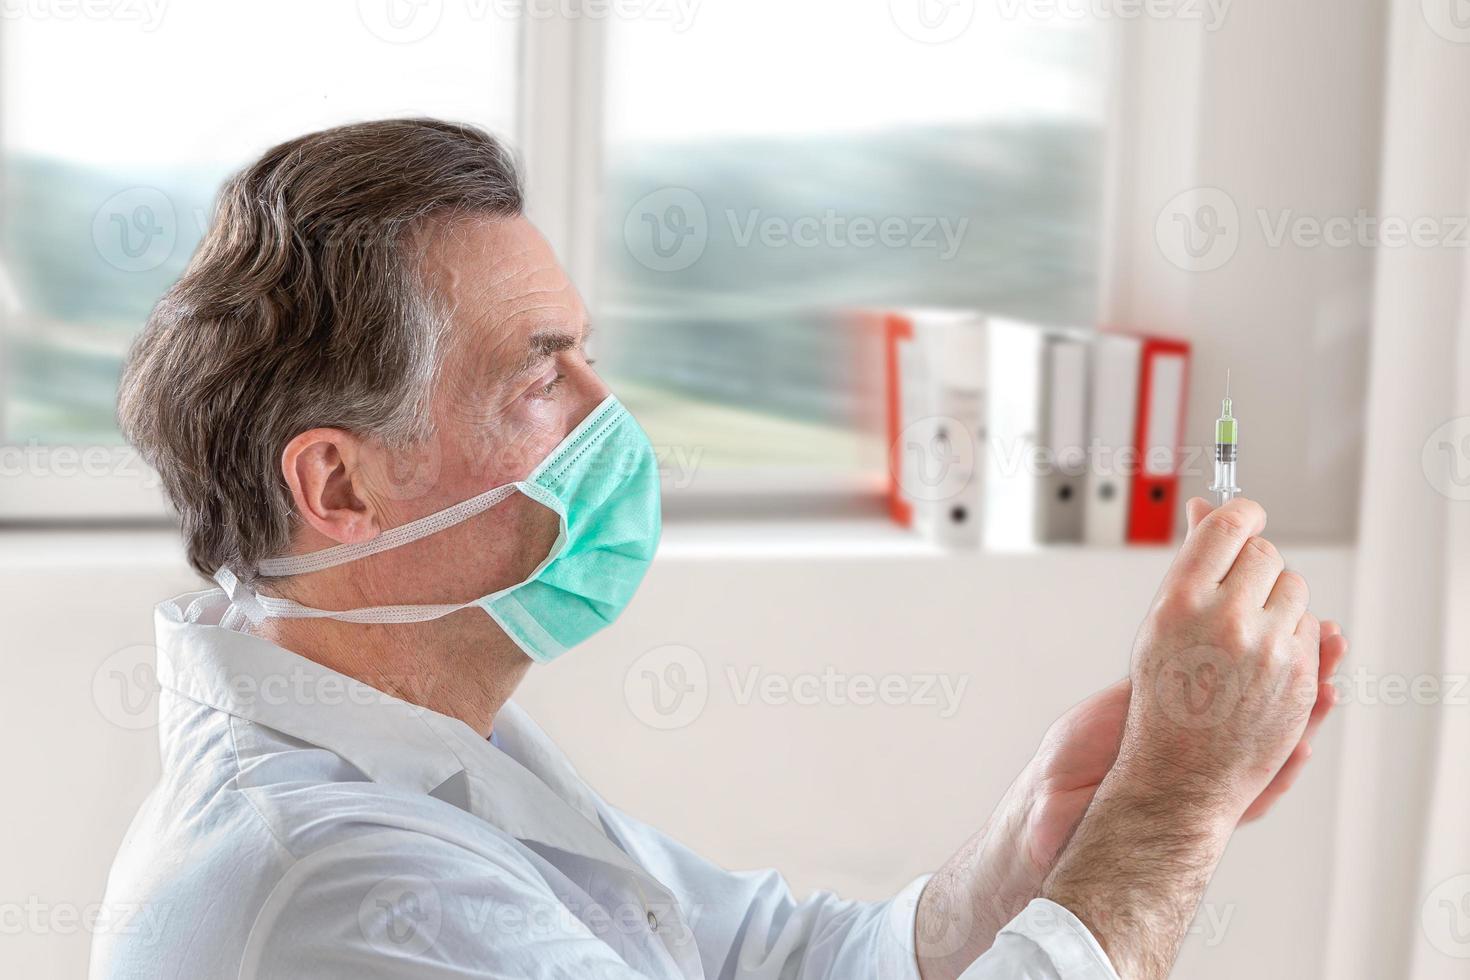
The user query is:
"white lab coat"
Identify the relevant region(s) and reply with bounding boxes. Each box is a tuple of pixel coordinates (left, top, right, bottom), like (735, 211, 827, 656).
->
(90, 589, 1118, 979)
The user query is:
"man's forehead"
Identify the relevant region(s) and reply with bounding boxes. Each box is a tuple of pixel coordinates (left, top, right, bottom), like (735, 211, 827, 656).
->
(423, 216, 570, 308)
(421, 215, 589, 368)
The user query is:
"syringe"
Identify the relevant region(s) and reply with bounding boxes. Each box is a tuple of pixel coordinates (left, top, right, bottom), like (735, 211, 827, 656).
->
(1209, 370, 1240, 506)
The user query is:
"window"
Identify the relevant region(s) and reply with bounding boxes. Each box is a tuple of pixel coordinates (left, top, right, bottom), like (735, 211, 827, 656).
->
(594, 0, 1111, 497)
(0, 1, 518, 515)
(0, 1, 1111, 519)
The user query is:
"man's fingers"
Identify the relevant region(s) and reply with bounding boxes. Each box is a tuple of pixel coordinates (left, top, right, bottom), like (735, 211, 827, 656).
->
(1296, 610, 1320, 638)
(1167, 497, 1268, 588)
(1303, 678, 1337, 738)
(1237, 624, 1345, 826)
(1185, 497, 1212, 535)
(1295, 613, 1322, 679)
(1320, 632, 1348, 679)
(1264, 568, 1310, 621)
(1223, 535, 1286, 609)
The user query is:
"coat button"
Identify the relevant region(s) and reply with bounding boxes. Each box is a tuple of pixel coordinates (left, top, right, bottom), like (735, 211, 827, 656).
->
(646, 909, 659, 931)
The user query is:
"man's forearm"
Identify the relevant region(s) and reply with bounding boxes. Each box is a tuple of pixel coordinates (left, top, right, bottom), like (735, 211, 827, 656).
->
(915, 767, 1048, 980)
(1040, 771, 1234, 980)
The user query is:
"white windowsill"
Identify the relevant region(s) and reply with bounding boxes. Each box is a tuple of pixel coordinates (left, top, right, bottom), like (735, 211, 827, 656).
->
(0, 522, 1356, 570)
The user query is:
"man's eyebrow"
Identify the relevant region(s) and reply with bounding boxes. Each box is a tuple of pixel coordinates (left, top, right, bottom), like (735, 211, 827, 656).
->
(508, 323, 593, 378)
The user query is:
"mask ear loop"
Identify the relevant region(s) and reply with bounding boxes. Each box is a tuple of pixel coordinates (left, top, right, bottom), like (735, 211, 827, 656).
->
(253, 396, 624, 579)
(214, 395, 626, 627)
(256, 482, 522, 578)
(212, 482, 571, 627)
(213, 564, 478, 626)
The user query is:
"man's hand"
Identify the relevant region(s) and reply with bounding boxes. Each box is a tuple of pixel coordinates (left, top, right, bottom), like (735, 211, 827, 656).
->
(1115, 497, 1321, 815)
(916, 497, 1345, 980)
(1026, 497, 1348, 869)
(1039, 497, 1325, 979)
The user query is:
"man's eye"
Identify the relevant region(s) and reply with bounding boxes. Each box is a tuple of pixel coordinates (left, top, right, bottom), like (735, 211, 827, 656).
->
(534, 374, 565, 397)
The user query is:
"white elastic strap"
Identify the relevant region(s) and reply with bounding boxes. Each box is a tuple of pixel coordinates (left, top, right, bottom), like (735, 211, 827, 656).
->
(251, 595, 471, 625)
(213, 480, 567, 627)
(214, 564, 476, 627)
(252, 395, 620, 579)
(256, 482, 521, 577)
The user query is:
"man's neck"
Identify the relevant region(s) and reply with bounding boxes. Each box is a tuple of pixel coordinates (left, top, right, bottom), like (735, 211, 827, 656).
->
(255, 612, 532, 737)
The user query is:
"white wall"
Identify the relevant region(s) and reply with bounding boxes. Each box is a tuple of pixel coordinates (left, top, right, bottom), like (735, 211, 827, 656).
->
(1107, 0, 1386, 543)
(0, 525, 1353, 979)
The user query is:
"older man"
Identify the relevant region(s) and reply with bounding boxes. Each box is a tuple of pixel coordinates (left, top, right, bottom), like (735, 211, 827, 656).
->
(93, 119, 1346, 980)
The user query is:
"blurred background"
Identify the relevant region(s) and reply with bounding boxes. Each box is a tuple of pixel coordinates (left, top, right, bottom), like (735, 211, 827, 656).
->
(2, 0, 1468, 977)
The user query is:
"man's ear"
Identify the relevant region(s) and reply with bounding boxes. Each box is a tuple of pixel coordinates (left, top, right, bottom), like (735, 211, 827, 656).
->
(280, 429, 382, 546)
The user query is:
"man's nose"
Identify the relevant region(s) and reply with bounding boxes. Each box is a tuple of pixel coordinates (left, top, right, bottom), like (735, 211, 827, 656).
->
(566, 357, 612, 428)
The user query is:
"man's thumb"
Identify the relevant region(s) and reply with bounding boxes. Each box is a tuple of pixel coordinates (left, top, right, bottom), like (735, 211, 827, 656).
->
(1185, 496, 1212, 535)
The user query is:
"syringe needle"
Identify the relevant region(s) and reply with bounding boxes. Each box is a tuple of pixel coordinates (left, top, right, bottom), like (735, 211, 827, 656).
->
(1211, 373, 1240, 506)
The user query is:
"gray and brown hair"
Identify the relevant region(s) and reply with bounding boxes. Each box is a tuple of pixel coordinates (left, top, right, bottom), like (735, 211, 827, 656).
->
(117, 118, 523, 578)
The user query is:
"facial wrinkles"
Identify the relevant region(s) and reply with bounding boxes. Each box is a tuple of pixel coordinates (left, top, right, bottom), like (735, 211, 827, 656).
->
(435, 274, 586, 482)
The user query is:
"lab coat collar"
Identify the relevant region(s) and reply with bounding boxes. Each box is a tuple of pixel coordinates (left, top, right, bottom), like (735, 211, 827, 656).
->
(153, 589, 671, 906)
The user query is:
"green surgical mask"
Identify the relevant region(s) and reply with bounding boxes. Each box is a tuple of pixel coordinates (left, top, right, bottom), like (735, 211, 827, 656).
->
(215, 395, 662, 663)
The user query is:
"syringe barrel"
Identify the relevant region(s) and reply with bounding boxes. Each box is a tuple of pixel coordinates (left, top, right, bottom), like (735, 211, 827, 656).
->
(1211, 456, 1238, 495)
(1212, 395, 1239, 503)
(1214, 415, 1237, 449)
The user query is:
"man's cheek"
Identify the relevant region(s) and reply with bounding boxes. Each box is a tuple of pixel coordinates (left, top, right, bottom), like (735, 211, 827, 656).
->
(500, 494, 562, 580)
(487, 408, 564, 476)
(380, 435, 445, 503)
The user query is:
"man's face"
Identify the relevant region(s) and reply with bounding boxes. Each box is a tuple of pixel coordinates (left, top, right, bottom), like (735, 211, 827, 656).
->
(349, 215, 608, 610)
